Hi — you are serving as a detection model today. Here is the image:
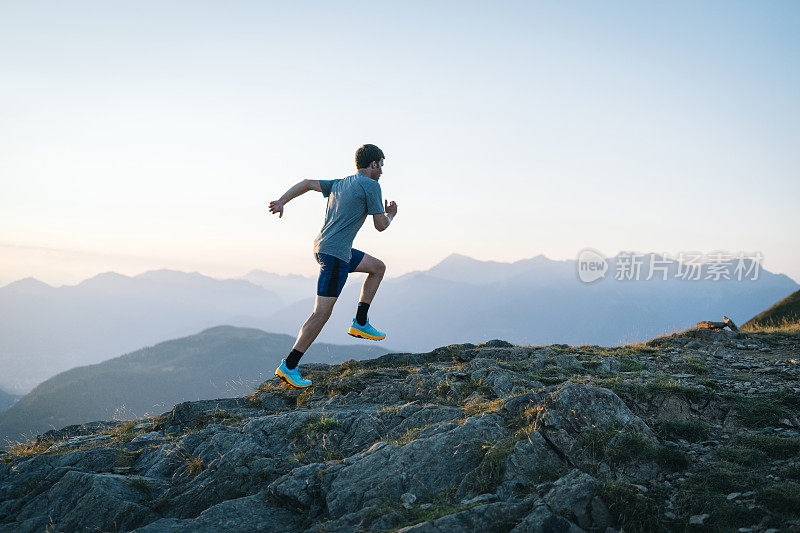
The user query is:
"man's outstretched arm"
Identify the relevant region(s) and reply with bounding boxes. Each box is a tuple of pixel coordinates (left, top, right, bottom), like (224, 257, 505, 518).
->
(268, 180, 323, 218)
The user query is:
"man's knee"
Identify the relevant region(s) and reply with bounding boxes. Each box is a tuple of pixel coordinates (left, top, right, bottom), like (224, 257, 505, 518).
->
(373, 259, 386, 276)
(313, 307, 333, 320)
(312, 295, 337, 317)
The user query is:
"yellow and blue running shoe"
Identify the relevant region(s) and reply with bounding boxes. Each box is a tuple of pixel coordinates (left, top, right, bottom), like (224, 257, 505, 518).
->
(348, 318, 386, 341)
(274, 359, 312, 388)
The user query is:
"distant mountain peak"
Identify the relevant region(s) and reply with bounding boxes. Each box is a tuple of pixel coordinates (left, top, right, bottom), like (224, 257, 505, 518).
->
(432, 253, 559, 273)
(75, 271, 132, 288)
(89, 271, 129, 280)
(443, 252, 473, 260)
(1, 277, 53, 291)
(243, 269, 312, 281)
(137, 268, 187, 276)
(435, 253, 482, 266)
(513, 253, 553, 265)
(136, 269, 212, 282)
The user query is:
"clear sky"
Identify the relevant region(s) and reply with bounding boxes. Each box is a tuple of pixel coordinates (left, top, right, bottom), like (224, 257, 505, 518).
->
(1, 1, 799, 286)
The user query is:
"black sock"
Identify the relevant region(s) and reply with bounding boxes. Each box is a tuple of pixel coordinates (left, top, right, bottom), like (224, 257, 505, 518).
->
(285, 349, 303, 370)
(356, 302, 370, 326)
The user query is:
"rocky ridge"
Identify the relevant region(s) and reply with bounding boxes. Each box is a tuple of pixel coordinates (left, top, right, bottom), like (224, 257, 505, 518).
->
(1, 328, 799, 532)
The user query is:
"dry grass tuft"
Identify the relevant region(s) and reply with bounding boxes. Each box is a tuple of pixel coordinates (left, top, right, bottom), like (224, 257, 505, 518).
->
(1, 437, 57, 462)
(742, 316, 800, 333)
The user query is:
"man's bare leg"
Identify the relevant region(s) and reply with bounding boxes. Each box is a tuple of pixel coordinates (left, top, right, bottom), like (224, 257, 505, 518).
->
(292, 295, 337, 353)
(352, 253, 386, 304)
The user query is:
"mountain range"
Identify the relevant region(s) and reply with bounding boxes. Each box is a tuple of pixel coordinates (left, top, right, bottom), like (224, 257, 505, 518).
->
(1, 252, 797, 395)
(257, 252, 798, 352)
(0, 270, 284, 394)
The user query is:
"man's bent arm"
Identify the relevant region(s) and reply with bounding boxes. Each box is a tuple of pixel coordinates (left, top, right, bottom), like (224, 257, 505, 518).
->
(373, 213, 393, 232)
(373, 199, 397, 231)
(278, 179, 321, 203)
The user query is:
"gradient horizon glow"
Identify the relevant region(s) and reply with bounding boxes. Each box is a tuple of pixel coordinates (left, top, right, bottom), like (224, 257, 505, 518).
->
(2, 1, 799, 286)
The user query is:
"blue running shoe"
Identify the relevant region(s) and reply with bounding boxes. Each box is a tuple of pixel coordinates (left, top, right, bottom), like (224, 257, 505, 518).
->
(274, 359, 312, 388)
(348, 318, 386, 341)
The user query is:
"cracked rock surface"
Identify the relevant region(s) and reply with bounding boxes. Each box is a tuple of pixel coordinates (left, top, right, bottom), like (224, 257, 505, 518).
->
(1, 328, 799, 532)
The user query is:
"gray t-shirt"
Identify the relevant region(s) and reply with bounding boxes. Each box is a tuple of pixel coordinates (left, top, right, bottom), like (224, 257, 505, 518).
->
(313, 172, 384, 263)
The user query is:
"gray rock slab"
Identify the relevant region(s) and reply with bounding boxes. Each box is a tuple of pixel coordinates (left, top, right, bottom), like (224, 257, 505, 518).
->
(396, 497, 539, 532)
(13, 470, 161, 532)
(132, 493, 300, 532)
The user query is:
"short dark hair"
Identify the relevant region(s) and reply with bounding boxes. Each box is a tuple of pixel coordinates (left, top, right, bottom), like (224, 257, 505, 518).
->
(355, 144, 385, 169)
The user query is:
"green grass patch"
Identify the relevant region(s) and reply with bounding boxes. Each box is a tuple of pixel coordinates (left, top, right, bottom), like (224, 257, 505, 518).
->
(779, 463, 800, 480)
(604, 432, 657, 464)
(732, 434, 800, 459)
(579, 426, 660, 466)
(714, 445, 768, 467)
(591, 377, 649, 404)
(721, 390, 800, 429)
(682, 356, 709, 374)
(655, 445, 690, 472)
(619, 358, 648, 372)
(459, 377, 493, 398)
(756, 481, 800, 514)
(655, 419, 710, 443)
(615, 344, 658, 356)
(149, 495, 171, 514)
(526, 367, 567, 385)
(458, 436, 517, 496)
(771, 388, 800, 409)
(673, 461, 764, 529)
(698, 378, 719, 390)
(644, 376, 712, 402)
(599, 479, 664, 533)
(306, 415, 339, 434)
(680, 460, 760, 495)
(113, 450, 140, 467)
(362, 487, 460, 525)
(128, 477, 151, 492)
(580, 426, 620, 462)
(407, 499, 466, 524)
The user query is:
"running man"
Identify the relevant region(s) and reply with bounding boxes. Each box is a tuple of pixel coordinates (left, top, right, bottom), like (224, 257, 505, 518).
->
(267, 144, 397, 388)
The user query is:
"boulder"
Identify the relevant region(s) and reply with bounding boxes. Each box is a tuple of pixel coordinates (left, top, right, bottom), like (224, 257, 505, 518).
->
(497, 432, 566, 499)
(544, 469, 610, 530)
